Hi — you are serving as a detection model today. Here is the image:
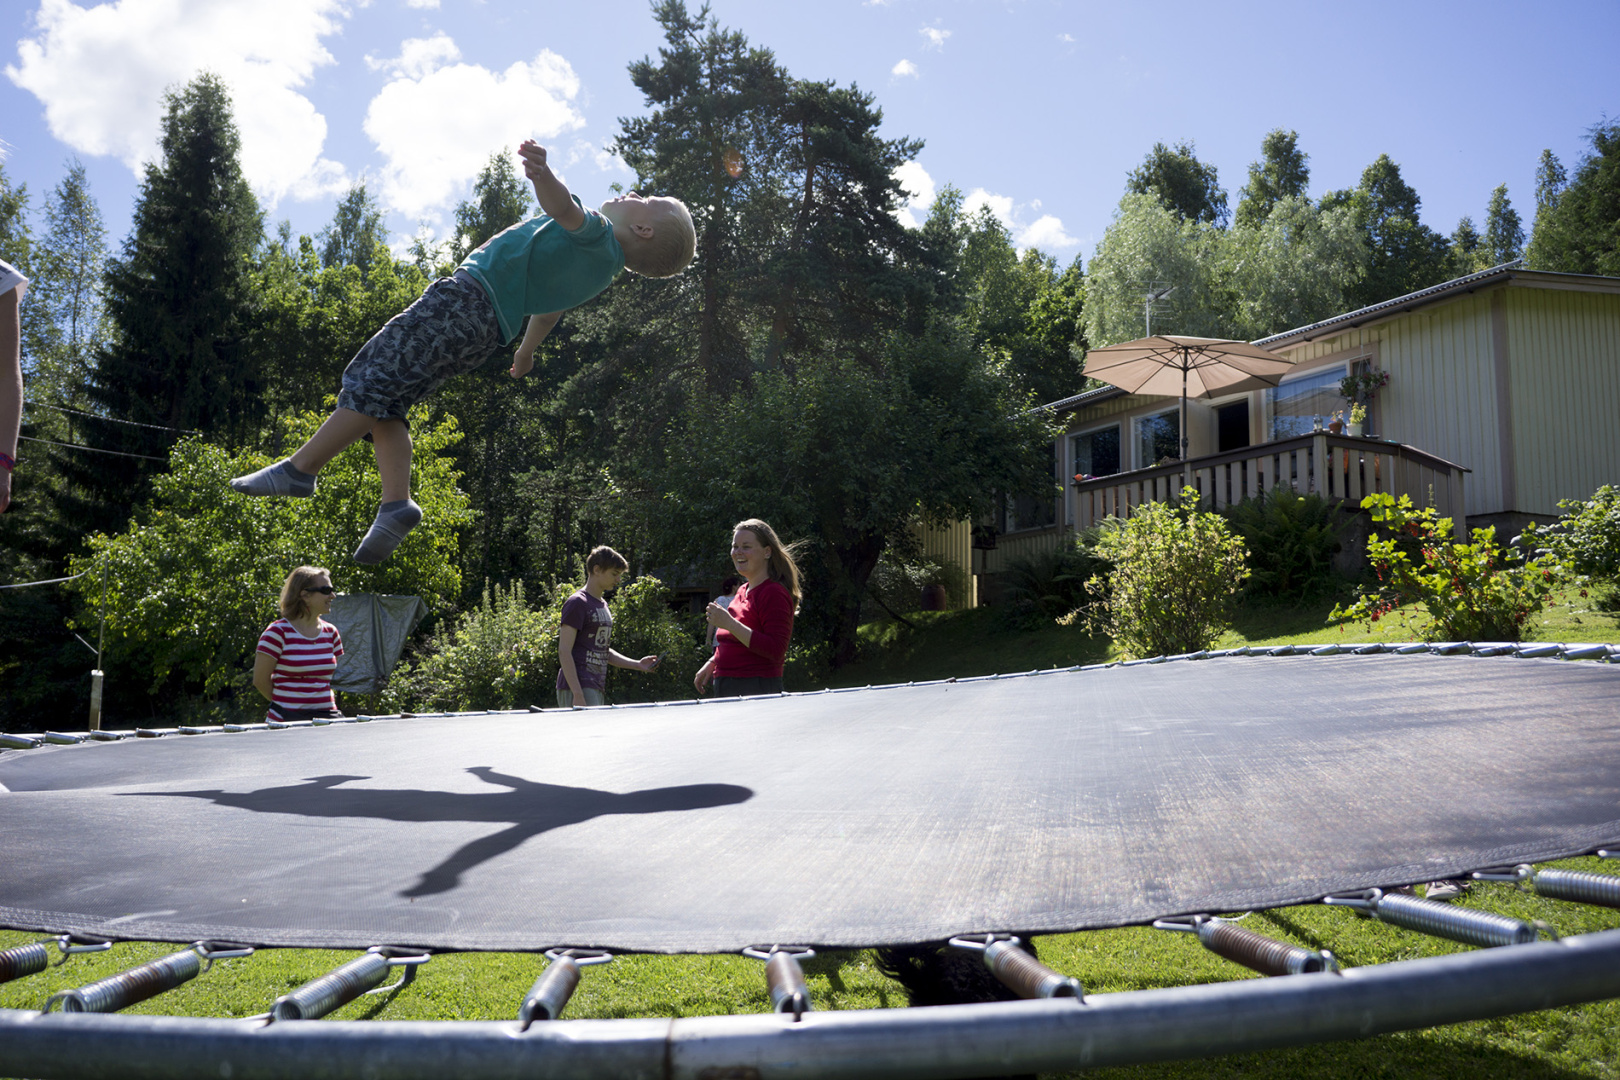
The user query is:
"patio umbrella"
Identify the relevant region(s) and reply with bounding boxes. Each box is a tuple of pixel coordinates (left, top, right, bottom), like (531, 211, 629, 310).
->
(1082, 335, 1296, 488)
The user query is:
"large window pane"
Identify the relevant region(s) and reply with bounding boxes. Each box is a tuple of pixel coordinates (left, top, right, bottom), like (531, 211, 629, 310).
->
(1265, 367, 1344, 439)
(1072, 425, 1120, 479)
(1135, 410, 1180, 468)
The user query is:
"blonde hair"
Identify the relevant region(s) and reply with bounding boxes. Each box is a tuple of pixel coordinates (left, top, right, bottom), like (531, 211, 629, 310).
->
(734, 519, 803, 607)
(624, 199, 696, 278)
(279, 565, 331, 621)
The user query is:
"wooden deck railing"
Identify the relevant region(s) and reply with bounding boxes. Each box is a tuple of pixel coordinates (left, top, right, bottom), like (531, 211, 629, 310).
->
(1070, 434, 1469, 539)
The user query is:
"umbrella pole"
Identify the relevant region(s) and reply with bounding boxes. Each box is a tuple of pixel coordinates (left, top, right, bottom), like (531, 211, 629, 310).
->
(1180, 362, 1191, 496)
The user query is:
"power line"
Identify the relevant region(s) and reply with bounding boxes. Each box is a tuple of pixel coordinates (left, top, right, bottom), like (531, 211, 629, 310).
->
(24, 400, 200, 435)
(0, 570, 89, 590)
(17, 435, 168, 462)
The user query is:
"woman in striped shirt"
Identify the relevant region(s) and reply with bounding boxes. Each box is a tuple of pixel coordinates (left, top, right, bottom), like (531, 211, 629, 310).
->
(253, 566, 345, 722)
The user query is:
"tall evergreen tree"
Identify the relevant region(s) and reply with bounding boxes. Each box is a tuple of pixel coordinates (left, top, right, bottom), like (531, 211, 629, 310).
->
(1126, 141, 1229, 227)
(27, 159, 108, 410)
(1482, 184, 1524, 266)
(318, 183, 389, 275)
(1526, 122, 1620, 276)
(1234, 129, 1310, 229)
(59, 72, 263, 531)
(450, 153, 533, 263)
(1450, 215, 1486, 274)
(1321, 154, 1452, 308)
(1535, 149, 1567, 218)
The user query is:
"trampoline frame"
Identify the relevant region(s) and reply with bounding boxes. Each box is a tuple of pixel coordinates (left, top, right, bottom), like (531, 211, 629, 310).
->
(3, 642, 1618, 1078)
(2, 928, 1619, 1079)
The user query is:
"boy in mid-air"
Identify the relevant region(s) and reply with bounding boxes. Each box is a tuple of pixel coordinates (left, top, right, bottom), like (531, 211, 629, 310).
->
(557, 546, 660, 708)
(231, 140, 695, 563)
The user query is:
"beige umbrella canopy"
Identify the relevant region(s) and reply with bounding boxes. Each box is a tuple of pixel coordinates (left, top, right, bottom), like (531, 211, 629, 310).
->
(1082, 335, 1296, 485)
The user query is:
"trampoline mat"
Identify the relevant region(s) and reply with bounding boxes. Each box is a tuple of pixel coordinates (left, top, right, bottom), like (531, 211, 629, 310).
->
(1, 654, 1617, 954)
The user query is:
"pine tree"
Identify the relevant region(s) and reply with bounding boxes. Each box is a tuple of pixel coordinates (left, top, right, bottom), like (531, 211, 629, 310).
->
(1126, 141, 1229, 227)
(1321, 154, 1452, 308)
(1235, 129, 1310, 229)
(58, 72, 263, 531)
(1526, 122, 1620, 276)
(450, 153, 533, 263)
(1482, 184, 1524, 266)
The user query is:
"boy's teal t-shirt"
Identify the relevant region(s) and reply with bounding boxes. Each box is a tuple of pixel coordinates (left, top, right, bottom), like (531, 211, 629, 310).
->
(457, 195, 625, 343)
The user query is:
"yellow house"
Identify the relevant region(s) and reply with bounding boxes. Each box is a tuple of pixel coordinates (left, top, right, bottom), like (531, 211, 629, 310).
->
(939, 265, 1620, 603)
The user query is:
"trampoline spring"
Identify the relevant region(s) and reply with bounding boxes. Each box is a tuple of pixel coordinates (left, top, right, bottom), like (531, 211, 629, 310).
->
(1153, 917, 1337, 977)
(950, 934, 1084, 1002)
(1326, 889, 1538, 947)
(43, 946, 198, 1013)
(270, 947, 429, 1022)
(1527, 868, 1620, 910)
(518, 948, 612, 1028)
(0, 943, 49, 984)
(743, 945, 815, 1020)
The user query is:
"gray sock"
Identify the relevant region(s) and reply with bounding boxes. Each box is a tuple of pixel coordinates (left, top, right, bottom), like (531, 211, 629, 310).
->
(354, 499, 422, 565)
(230, 459, 316, 498)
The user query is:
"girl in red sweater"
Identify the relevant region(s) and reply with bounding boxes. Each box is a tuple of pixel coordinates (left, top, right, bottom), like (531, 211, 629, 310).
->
(695, 519, 802, 698)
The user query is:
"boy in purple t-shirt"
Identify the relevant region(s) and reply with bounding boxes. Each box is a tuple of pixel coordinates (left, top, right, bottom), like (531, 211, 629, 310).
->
(557, 545, 660, 708)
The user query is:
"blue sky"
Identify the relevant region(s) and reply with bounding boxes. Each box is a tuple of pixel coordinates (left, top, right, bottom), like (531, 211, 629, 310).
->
(3, 0, 1617, 266)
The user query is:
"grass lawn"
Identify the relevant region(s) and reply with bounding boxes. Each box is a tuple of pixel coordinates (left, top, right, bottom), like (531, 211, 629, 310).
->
(3, 592, 1618, 1079)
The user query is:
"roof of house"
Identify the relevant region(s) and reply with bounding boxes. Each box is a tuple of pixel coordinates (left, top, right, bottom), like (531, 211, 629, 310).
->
(1255, 264, 1620, 349)
(1031, 264, 1620, 416)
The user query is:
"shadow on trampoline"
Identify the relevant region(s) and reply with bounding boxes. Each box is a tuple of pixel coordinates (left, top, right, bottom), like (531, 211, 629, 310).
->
(126, 767, 754, 897)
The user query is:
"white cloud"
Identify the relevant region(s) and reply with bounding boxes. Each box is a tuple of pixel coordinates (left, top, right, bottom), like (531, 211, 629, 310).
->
(405, 0, 440, 8)
(364, 44, 586, 220)
(892, 160, 935, 227)
(1059, 33, 1076, 44)
(964, 188, 1079, 252)
(964, 187, 1014, 225)
(7, 0, 352, 207)
(365, 33, 460, 80)
(891, 58, 918, 78)
(920, 27, 951, 51)
(1018, 215, 1078, 250)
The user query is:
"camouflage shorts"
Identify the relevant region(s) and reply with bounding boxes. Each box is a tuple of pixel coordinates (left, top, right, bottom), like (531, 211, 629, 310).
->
(336, 270, 503, 422)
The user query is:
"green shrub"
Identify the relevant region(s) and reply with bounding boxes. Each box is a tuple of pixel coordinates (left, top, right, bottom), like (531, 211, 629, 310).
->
(382, 575, 705, 712)
(1331, 492, 1561, 641)
(1000, 535, 1110, 627)
(1220, 488, 1347, 602)
(1084, 490, 1249, 658)
(1524, 485, 1620, 611)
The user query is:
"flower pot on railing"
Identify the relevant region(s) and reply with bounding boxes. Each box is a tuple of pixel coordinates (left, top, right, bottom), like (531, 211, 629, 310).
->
(1348, 421, 1363, 437)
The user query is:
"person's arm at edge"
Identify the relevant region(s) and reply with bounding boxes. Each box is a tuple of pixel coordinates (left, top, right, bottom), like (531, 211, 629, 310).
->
(518, 140, 586, 231)
(0, 289, 21, 513)
(558, 623, 585, 702)
(509, 311, 563, 378)
(694, 655, 715, 694)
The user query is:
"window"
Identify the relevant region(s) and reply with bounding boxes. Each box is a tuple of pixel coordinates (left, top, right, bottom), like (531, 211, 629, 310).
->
(1009, 442, 1058, 531)
(1216, 400, 1250, 452)
(1134, 409, 1180, 468)
(1072, 425, 1120, 480)
(1264, 365, 1346, 439)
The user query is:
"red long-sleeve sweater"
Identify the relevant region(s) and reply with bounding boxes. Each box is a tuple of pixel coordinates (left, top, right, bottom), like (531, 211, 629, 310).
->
(713, 578, 795, 678)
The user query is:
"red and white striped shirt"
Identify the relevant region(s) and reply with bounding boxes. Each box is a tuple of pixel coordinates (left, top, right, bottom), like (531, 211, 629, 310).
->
(256, 617, 344, 720)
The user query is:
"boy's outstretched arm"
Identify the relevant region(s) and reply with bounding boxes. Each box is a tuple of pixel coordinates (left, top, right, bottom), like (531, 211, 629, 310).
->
(519, 140, 586, 231)
(510, 311, 562, 377)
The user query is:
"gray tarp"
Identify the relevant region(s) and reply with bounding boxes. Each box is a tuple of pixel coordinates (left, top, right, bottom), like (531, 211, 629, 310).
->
(0, 655, 1617, 953)
(328, 594, 427, 694)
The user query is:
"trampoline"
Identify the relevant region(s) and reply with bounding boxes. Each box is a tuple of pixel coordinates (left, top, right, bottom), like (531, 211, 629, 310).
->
(2, 643, 1619, 1078)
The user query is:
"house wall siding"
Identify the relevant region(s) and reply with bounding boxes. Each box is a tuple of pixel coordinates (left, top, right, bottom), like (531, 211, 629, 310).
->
(1506, 286, 1620, 516)
(1280, 295, 1503, 517)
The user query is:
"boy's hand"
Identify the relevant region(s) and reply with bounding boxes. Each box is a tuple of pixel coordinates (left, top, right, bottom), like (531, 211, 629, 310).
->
(518, 139, 550, 180)
(638, 655, 660, 673)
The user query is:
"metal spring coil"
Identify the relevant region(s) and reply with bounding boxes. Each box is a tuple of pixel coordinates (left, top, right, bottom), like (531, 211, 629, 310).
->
(1200, 922, 1326, 976)
(983, 940, 1082, 999)
(764, 952, 811, 1018)
(1374, 892, 1536, 947)
(0, 943, 49, 985)
(1533, 869, 1620, 910)
(50, 948, 201, 1013)
(271, 952, 390, 1021)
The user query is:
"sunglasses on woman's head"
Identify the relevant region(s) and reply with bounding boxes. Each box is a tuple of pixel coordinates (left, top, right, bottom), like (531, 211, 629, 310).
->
(304, 585, 335, 595)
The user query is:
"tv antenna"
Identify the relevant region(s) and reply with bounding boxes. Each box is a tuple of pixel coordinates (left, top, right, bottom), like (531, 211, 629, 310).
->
(1143, 284, 1175, 337)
